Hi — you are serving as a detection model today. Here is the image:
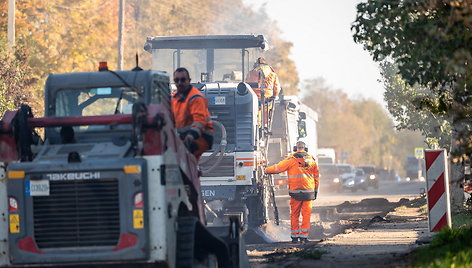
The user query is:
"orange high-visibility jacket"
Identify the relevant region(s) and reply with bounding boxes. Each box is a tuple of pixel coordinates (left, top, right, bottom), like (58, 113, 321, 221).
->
(246, 64, 281, 98)
(265, 152, 319, 193)
(171, 86, 213, 138)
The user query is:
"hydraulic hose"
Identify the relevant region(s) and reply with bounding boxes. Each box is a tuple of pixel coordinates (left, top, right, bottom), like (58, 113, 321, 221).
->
(199, 120, 227, 174)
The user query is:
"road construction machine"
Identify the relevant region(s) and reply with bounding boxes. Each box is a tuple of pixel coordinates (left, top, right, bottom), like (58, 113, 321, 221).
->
(144, 35, 279, 228)
(0, 65, 247, 267)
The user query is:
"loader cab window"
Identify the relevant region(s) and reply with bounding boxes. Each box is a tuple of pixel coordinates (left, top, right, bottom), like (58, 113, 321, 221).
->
(151, 75, 171, 104)
(55, 87, 138, 131)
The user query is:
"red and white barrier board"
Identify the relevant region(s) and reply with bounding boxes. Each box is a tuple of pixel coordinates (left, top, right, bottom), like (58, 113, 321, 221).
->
(425, 149, 452, 232)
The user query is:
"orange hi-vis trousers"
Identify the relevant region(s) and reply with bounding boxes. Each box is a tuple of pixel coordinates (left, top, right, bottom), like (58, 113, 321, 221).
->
(290, 198, 312, 238)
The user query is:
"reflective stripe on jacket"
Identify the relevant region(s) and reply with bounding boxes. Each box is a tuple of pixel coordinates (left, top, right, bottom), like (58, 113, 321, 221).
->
(265, 153, 319, 192)
(171, 86, 213, 138)
(245, 64, 281, 98)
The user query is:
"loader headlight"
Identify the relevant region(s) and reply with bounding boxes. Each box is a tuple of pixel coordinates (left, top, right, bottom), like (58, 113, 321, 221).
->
(8, 170, 25, 179)
(333, 178, 340, 183)
(347, 179, 355, 186)
(369, 174, 376, 180)
(124, 165, 141, 174)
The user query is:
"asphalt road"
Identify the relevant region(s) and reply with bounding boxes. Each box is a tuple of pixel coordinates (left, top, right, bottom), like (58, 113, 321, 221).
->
(246, 179, 428, 266)
(276, 179, 427, 207)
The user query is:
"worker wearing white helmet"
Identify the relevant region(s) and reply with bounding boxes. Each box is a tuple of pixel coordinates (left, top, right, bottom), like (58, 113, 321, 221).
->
(265, 140, 319, 243)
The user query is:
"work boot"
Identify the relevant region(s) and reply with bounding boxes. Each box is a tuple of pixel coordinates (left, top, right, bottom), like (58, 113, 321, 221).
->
(291, 237, 299, 243)
(299, 238, 309, 244)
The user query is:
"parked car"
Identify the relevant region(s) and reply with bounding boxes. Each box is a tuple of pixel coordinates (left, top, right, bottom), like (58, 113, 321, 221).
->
(336, 164, 355, 190)
(343, 168, 368, 192)
(336, 164, 354, 178)
(319, 164, 342, 192)
(358, 164, 379, 189)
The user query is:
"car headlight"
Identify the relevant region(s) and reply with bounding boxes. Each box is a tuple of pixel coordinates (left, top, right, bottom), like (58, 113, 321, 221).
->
(369, 174, 376, 180)
(406, 177, 411, 182)
(360, 179, 365, 183)
(333, 178, 340, 183)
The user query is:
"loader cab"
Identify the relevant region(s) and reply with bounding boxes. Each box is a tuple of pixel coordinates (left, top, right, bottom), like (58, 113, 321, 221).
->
(144, 35, 267, 83)
(44, 70, 170, 145)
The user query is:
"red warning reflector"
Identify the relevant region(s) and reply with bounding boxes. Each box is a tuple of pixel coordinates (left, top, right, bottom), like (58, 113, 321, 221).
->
(112, 233, 138, 251)
(18, 237, 43, 254)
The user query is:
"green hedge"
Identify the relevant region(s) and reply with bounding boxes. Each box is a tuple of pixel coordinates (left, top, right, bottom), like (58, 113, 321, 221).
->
(413, 227, 472, 267)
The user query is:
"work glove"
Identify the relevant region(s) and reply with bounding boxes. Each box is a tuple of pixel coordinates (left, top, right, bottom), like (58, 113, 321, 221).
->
(183, 134, 197, 153)
(179, 130, 199, 153)
(313, 189, 318, 200)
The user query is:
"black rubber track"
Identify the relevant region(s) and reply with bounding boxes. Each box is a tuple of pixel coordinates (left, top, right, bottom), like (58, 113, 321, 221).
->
(176, 216, 233, 268)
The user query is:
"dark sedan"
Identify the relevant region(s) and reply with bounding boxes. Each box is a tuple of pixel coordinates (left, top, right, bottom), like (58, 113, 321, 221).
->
(358, 165, 379, 189)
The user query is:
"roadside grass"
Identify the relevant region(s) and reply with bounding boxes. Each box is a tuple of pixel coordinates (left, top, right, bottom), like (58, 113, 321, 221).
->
(412, 226, 472, 267)
(453, 213, 472, 229)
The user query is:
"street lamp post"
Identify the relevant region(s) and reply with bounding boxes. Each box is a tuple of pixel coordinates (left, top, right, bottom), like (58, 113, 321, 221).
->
(8, 0, 15, 49)
(118, 0, 125, 70)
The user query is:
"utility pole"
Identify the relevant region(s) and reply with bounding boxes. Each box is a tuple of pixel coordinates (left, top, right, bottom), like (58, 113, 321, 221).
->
(118, 0, 125, 70)
(8, 0, 15, 50)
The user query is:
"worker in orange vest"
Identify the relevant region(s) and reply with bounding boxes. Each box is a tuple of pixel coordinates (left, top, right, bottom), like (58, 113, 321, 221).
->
(245, 57, 281, 99)
(265, 140, 319, 243)
(171, 67, 214, 161)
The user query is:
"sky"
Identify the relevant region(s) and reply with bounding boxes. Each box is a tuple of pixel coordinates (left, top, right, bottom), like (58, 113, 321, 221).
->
(243, 0, 385, 104)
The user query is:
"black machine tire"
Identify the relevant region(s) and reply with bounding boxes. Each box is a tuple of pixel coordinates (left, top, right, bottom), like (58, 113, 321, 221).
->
(176, 217, 232, 268)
